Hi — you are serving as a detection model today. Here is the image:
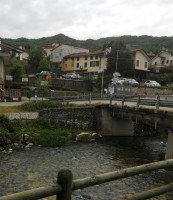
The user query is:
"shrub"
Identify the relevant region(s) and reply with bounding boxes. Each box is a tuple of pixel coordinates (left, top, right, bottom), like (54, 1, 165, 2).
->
(30, 129, 70, 147)
(0, 114, 14, 132)
(32, 118, 51, 129)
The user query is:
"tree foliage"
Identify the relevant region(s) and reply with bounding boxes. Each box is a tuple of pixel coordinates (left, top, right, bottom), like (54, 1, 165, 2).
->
(106, 42, 134, 77)
(9, 59, 27, 80)
(38, 58, 51, 72)
(28, 47, 46, 73)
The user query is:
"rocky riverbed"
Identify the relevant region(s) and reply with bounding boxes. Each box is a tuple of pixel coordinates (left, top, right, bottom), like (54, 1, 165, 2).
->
(0, 136, 173, 200)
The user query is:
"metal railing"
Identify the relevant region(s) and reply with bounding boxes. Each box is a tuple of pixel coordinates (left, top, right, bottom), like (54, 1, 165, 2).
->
(50, 94, 173, 111)
(0, 159, 173, 200)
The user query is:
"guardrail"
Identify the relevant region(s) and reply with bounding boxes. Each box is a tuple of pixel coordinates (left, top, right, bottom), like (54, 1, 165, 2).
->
(50, 94, 173, 110)
(0, 159, 173, 200)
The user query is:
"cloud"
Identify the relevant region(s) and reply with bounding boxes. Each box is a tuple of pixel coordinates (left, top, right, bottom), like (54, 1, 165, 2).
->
(0, 0, 173, 39)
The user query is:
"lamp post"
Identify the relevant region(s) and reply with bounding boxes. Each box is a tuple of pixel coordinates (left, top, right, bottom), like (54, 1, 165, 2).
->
(115, 50, 119, 72)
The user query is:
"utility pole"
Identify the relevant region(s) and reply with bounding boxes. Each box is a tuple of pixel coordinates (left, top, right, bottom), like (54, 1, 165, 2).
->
(101, 69, 104, 97)
(115, 50, 119, 72)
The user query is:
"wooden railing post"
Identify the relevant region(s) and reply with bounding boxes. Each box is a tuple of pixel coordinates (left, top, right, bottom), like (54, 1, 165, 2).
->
(155, 94, 160, 112)
(136, 95, 140, 110)
(89, 93, 91, 105)
(57, 169, 73, 200)
(122, 95, 125, 108)
(110, 97, 112, 105)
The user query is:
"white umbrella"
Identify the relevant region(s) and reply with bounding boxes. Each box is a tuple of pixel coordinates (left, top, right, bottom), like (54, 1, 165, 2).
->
(113, 72, 121, 77)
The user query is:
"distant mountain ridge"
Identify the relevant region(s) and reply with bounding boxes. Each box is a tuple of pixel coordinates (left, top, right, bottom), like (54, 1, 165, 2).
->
(2, 33, 173, 53)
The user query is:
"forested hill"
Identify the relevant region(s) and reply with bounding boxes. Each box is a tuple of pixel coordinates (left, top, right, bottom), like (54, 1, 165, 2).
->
(2, 34, 173, 53)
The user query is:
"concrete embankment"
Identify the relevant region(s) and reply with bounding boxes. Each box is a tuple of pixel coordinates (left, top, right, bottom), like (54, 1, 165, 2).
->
(4, 112, 38, 120)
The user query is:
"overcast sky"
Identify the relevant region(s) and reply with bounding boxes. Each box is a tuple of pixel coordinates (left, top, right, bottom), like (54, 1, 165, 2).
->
(1, 0, 173, 40)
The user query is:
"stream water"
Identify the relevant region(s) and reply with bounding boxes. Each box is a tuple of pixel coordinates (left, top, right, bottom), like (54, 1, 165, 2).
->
(0, 136, 173, 200)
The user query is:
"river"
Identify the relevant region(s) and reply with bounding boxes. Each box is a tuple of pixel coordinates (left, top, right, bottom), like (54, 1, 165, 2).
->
(0, 136, 173, 200)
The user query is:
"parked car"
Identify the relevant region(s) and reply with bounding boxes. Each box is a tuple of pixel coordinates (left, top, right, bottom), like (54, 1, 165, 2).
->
(144, 80, 161, 87)
(91, 75, 98, 81)
(36, 71, 56, 78)
(62, 73, 82, 79)
(123, 79, 139, 87)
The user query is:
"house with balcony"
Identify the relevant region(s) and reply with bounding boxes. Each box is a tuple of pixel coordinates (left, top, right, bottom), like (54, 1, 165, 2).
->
(62, 49, 107, 76)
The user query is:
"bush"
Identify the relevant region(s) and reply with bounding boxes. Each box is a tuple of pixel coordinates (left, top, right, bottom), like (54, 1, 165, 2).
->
(32, 118, 51, 129)
(28, 128, 70, 147)
(0, 114, 14, 132)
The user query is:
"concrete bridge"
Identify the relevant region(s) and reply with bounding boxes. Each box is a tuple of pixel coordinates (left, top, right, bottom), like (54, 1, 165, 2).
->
(38, 104, 173, 159)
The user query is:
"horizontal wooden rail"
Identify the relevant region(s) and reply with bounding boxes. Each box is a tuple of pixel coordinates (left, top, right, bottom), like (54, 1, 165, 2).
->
(0, 159, 173, 200)
(72, 159, 173, 190)
(0, 185, 62, 200)
(120, 182, 173, 200)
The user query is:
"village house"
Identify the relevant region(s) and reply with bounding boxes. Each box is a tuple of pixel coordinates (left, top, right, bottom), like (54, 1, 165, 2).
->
(150, 50, 173, 72)
(0, 39, 24, 91)
(50, 44, 89, 64)
(62, 49, 107, 76)
(42, 43, 59, 57)
(130, 49, 151, 80)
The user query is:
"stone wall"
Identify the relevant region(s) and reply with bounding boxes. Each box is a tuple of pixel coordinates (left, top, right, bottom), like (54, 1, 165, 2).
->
(39, 107, 95, 130)
(131, 87, 173, 96)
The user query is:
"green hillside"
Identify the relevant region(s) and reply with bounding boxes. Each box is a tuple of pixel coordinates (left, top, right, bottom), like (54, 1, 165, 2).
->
(2, 34, 173, 53)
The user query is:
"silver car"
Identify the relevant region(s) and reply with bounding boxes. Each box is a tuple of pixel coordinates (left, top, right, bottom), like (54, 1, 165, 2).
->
(144, 80, 161, 87)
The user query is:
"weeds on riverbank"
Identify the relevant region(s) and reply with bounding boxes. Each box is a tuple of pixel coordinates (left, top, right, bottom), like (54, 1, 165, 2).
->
(0, 115, 81, 147)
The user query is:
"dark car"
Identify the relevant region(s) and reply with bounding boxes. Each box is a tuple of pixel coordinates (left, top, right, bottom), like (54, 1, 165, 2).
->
(36, 71, 56, 78)
(123, 79, 139, 87)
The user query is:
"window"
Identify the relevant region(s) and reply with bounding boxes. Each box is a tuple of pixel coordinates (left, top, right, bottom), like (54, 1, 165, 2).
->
(77, 57, 79, 61)
(90, 61, 93, 67)
(65, 58, 68, 61)
(136, 60, 139, 67)
(161, 60, 164, 64)
(55, 52, 59, 57)
(84, 62, 87, 67)
(72, 58, 74, 61)
(85, 56, 87, 60)
(155, 62, 157, 66)
(95, 61, 100, 66)
(95, 55, 98, 59)
(144, 62, 147, 68)
(76, 63, 79, 68)
(166, 60, 169, 64)
(90, 56, 93, 60)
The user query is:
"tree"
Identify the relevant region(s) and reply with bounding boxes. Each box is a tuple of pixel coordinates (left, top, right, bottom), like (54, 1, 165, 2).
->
(38, 58, 51, 72)
(28, 46, 46, 73)
(106, 42, 134, 77)
(9, 59, 27, 81)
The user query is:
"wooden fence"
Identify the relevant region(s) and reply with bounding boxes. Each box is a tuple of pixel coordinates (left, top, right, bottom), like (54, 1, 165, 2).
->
(0, 159, 173, 200)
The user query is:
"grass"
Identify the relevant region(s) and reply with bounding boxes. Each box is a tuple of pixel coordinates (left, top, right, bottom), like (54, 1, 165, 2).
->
(0, 106, 26, 113)
(0, 117, 82, 147)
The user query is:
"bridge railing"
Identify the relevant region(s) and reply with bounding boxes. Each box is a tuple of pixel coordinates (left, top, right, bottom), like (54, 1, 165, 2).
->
(0, 159, 173, 200)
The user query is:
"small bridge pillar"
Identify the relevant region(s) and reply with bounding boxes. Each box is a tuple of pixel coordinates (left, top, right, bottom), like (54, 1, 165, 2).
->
(165, 130, 173, 159)
(97, 108, 134, 136)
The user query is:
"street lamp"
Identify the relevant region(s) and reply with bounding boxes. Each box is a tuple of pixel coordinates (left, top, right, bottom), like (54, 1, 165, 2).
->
(115, 50, 119, 72)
